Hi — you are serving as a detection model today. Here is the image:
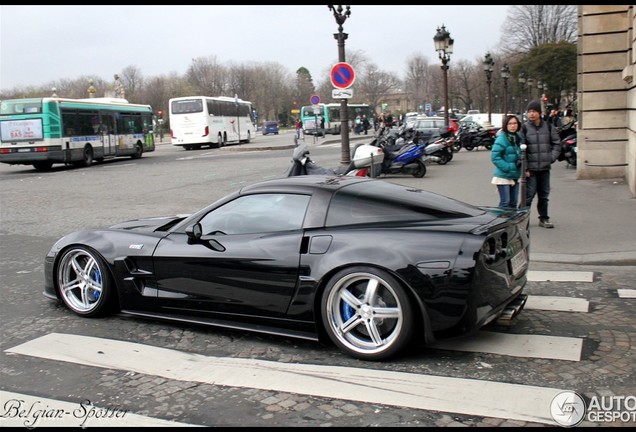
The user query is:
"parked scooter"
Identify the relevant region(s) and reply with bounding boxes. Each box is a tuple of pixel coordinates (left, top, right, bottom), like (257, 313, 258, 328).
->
(371, 136, 430, 178)
(456, 124, 496, 151)
(285, 141, 384, 178)
(557, 120, 577, 167)
(419, 129, 454, 165)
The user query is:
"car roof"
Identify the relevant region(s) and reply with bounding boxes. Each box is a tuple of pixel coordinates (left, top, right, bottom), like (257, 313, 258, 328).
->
(239, 175, 371, 195)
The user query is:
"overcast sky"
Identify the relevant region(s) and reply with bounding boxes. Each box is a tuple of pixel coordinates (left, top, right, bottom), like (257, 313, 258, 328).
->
(0, 5, 510, 92)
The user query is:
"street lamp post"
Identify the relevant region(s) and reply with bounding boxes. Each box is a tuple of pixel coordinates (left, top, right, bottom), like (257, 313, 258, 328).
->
(483, 53, 495, 125)
(433, 25, 454, 129)
(517, 73, 526, 115)
(328, 5, 352, 166)
(501, 63, 510, 115)
(526, 78, 534, 104)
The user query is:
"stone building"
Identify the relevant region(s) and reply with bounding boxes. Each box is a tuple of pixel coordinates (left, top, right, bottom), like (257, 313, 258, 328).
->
(578, 5, 635, 197)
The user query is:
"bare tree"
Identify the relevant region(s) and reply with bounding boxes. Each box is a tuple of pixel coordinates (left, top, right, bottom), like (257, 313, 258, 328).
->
(186, 55, 228, 96)
(403, 53, 433, 112)
(356, 63, 402, 113)
(500, 5, 577, 54)
(119, 65, 144, 102)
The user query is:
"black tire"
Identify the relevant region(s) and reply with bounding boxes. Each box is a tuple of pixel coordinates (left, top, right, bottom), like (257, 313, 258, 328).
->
(435, 150, 451, 165)
(79, 146, 94, 167)
(451, 142, 461, 152)
(484, 139, 494, 150)
(321, 266, 414, 361)
(217, 134, 224, 148)
(465, 145, 475, 151)
(33, 162, 53, 171)
(130, 143, 143, 159)
(56, 246, 116, 317)
(412, 159, 426, 178)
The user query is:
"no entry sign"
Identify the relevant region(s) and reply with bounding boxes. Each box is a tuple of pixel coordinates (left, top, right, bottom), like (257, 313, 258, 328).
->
(330, 62, 356, 89)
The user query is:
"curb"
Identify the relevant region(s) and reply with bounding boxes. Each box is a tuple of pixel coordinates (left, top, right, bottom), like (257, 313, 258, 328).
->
(531, 251, 636, 266)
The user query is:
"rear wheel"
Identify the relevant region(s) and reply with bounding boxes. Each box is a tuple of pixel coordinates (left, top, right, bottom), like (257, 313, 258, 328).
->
(412, 159, 426, 178)
(77, 146, 94, 167)
(451, 141, 461, 152)
(435, 150, 451, 165)
(217, 134, 225, 148)
(321, 266, 414, 361)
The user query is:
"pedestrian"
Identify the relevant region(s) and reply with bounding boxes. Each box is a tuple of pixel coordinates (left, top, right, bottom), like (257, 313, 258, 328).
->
(491, 114, 523, 209)
(362, 115, 370, 135)
(295, 118, 303, 139)
(319, 116, 325, 138)
(521, 99, 562, 228)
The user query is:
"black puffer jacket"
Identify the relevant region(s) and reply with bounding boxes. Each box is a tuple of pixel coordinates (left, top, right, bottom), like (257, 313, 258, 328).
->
(522, 119, 562, 171)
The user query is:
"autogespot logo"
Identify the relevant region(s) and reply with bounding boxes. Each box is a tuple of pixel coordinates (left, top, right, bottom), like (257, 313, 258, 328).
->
(551, 391, 586, 427)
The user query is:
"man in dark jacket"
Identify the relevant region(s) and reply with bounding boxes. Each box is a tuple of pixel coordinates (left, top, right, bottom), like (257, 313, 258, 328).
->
(522, 99, 562, 228)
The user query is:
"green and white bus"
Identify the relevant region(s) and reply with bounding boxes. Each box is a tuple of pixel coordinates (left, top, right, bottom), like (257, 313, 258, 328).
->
(300, 103, 373, 135)
(0, 97, 155, 171)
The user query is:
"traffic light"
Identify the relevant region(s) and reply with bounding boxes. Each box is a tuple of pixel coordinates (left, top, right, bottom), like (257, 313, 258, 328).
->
(292, 101, 297, 107)
(157, 110, 163, 119)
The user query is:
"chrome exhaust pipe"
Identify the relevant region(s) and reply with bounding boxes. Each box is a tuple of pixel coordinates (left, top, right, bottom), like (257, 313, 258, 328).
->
(495, 294, 528, 326)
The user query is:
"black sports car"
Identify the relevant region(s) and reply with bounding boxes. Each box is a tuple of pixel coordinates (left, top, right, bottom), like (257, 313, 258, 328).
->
(44, 175, 530, 361)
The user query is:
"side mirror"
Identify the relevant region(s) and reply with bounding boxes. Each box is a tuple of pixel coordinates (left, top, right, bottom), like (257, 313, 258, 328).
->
(185, 223, 202, 241)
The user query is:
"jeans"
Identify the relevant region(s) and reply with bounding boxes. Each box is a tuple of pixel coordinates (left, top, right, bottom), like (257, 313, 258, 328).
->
(496, 183, 519, 209)
(525, 170, 551, 220)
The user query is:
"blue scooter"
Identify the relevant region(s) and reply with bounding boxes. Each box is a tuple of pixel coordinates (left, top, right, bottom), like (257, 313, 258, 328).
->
(375, 137, 427, 178)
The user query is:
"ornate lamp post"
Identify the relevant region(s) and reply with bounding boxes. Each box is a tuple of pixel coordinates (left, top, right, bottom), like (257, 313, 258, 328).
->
(517, 73, 526, 115)
(526, 78, 535, 104)
(328, 5, 352, 166)
(433, 25, 454, 128)
(483, 53, 495, 124)
(501, 63, 510, 114)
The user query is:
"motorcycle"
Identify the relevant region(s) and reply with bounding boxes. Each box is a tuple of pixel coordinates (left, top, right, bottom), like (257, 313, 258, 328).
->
(285, 141, 384, 178)
(369, 135, 430, 178)
(456, 124, 496, 151)
(418, 128, 454, 165)
(557, 120, 577, 167)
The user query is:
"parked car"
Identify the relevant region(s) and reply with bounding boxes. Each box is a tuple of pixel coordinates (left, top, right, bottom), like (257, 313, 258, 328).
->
(411, 116, 448, 143)
(262, 121, 279, 135)
(44, 175, 530, 361)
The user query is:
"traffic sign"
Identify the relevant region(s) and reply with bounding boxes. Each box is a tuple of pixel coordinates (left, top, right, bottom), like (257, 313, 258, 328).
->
(310, 95, 320, 105)
(425, 103, 431, 112)
(332, 88, 353, 99)
(330, 62, 355, 89)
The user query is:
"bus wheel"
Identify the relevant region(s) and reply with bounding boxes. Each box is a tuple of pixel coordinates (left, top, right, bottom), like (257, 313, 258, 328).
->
(33, 162, 53, 171)
(80, 146, 94, 167)
(245, 131, 251, 143)
(217, 134, 224, 148)
(131, 143, 143, 159)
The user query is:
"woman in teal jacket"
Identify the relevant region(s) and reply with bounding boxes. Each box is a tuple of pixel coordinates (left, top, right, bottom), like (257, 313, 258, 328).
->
(491, 115, 523, 208)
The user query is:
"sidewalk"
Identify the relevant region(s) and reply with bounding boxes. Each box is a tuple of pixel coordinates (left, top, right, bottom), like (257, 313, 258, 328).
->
(164, 132, 636, 266)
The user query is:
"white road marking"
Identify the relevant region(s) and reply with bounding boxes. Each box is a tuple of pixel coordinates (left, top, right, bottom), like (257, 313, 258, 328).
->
(431, 331, 582, 361)
(617, 289, 636, 298)
(0, 390, 200, 428)
(5, 333, 566, 426)
(525, 295, 589, 312)
(527, 270, 594, 282)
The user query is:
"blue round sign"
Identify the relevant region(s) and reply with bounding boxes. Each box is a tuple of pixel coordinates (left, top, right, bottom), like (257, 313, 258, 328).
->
(310, 95, 320, 105)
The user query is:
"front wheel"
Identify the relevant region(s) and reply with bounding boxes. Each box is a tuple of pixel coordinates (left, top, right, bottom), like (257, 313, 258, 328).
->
(435, 150, 451, 165)
(130, 143, 143, 159)
(321, 266, 414, 361)
(56, 246, 116, 317)
(451, 141, 461, 152)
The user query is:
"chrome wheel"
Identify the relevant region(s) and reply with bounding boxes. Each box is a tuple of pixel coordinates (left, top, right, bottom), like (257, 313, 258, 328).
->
(56, 247, 113, 317)
(322, 267, 413, 360)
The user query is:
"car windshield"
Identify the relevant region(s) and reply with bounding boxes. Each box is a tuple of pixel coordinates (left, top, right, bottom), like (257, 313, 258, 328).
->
(326, 181, 483, 226)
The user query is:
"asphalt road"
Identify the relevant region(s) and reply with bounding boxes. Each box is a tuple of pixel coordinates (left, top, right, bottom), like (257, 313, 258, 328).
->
(1, 136, 635, 427)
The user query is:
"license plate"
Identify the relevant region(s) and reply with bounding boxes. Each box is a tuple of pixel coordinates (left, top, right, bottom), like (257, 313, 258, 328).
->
(18, 148, 31, 152)
(510, 251, 527, 277)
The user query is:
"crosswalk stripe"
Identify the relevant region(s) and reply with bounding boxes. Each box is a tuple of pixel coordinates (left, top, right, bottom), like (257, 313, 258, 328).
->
(617, 289, 636, 298)
(0, 390, 200, 428)
(527, 270, 594, 282)
(431, 331, 582, 361)
(6, 333, 566, 426)
(525, 295, 589, 312)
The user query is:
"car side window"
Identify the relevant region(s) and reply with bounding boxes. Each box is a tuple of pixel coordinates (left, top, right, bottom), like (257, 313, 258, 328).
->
(199, 193, 310, 235)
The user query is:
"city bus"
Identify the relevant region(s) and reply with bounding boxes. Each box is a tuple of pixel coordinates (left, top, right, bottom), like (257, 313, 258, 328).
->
(169, 96, 257, 150)
(299, 103, 373, 135)
(0, 97, 155, 171)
